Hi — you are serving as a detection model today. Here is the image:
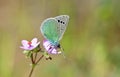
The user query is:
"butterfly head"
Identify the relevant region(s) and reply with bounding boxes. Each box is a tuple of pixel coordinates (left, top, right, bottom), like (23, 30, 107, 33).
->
(57, 43, 61, 48)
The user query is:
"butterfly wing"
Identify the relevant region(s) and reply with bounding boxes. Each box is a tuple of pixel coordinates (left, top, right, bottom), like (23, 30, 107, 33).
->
(40, 18, 60, 45)
(54, 15, 69, 41)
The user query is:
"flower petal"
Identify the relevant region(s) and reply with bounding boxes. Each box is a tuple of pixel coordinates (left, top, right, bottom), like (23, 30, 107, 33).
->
(31, 38, 37, 46)
(43, 39, 60, 54)
(21, 40, 29, 48)
(43, 40, 51, 51)
(28, 47, 35, 50)
(49, 48, 58, 54)
(20, 46, 29, 50)
(34, 42, 40, 47)
(29, 43, 40, 50)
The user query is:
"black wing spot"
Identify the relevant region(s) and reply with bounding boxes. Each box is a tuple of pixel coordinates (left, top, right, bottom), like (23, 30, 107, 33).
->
(58, 20, 60, 22)
(60, 21, 63, 23)
(58, 20, 65, 24)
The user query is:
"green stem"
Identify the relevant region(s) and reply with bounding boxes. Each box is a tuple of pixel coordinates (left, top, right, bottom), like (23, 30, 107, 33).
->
(34, 53, 37, 62)
(28, 54, 44, 77)
(28, 64, 35, 77)
(31, 54, 34, 64)
(36, 55, 44, 64)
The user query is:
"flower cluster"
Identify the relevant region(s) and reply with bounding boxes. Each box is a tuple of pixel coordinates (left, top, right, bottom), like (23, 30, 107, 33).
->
(20, 38, 62, 77)
(20, 38, 61, 59)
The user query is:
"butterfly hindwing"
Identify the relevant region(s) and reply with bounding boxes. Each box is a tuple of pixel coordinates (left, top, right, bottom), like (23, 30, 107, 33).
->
(40, 18, 60, 45)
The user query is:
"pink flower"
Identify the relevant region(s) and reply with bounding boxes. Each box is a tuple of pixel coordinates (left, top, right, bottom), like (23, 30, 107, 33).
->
(20, 38, 40, 50)
(43, 40, 61, 54)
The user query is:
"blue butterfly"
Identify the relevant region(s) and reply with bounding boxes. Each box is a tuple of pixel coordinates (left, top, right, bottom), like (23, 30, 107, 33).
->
(40, 15, 69, 54)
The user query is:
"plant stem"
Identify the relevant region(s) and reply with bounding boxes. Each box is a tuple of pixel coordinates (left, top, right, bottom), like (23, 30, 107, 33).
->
(28, 64, 35, 77)
(31, 54, 34, 64)
(36, 55, 44, 64)
(34, 53, 37, 62)
(28, 54, 44, 77)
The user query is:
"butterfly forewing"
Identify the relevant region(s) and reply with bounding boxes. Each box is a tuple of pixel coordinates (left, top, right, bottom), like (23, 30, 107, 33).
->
(54, 15, 69, 40)
(40, 18, 60, 44)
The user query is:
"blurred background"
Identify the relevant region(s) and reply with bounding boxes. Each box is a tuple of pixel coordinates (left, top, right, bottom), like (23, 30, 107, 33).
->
(0, 0, 120, 77)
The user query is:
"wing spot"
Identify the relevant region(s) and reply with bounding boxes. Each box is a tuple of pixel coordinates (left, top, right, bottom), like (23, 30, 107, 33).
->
(60, 21, 63, 23)
(58, 20, 60, 22)
(58, 20, 65, 24)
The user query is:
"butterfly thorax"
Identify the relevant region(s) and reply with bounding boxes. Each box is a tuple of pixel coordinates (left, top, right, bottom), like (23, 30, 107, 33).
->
(50, 41, 60, 48)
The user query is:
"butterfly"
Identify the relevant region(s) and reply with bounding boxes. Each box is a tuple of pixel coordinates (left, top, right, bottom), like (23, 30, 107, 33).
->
(40, 15, 69, 54)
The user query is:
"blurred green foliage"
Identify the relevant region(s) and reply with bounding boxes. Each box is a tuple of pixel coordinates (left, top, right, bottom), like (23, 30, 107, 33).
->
(0, 0, 120, 77)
